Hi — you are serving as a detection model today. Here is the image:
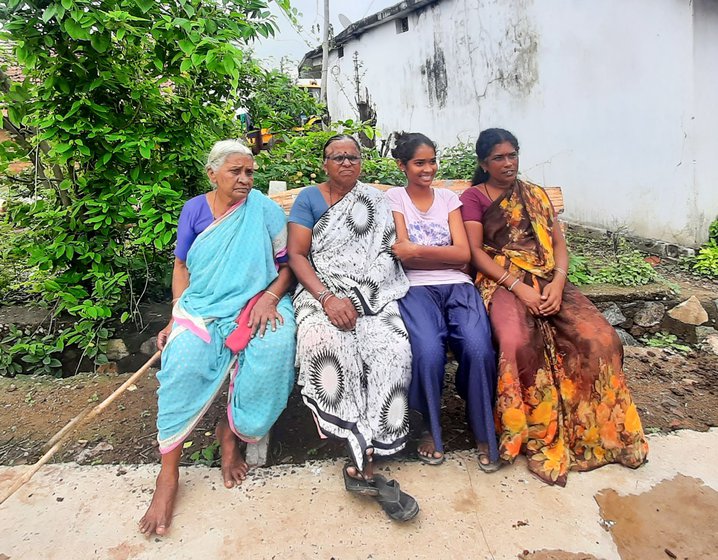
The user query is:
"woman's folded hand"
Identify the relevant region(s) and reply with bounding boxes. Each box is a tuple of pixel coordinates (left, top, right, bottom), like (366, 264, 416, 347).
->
(323, 295, 358, 331)
(539, 281, 563, 316)
(248, 293, 285, 338)
(513, 283, 543, 316)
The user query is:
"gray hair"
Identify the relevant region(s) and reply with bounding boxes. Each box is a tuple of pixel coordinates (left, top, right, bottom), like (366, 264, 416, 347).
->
(205, 139, 253, 172)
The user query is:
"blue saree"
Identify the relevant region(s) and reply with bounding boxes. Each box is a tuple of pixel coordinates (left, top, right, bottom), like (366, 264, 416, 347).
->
(156, 190, 296, 453)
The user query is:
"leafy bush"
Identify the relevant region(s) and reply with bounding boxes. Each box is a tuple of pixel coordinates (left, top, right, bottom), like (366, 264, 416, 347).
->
(246, 69, 325, 132)
(253, 120, 408, 190)
(566, 234, 660, 287)
(567, 254, 593, 286)
(644, 332, 691, 353)
(593, 250, 658, 286)
(0, 0, 286, 370)
(436, 142, 475, 181)
(0, 325, 63, 378)
(693, 240, 718, 278)
(692, 219, 718, 278)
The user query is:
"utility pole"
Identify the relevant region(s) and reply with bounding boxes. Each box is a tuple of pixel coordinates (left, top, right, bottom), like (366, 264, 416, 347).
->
(320, 0, 329, 107)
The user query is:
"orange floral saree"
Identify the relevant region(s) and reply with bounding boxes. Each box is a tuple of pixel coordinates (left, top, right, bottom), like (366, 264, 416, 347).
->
(463, 180, 648, 485)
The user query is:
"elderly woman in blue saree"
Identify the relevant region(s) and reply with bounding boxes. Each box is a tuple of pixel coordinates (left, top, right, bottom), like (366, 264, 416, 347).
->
(139, 140, 296, 536)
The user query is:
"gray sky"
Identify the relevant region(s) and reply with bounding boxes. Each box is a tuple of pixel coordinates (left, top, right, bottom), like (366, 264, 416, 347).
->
(252, 0, 397, 68)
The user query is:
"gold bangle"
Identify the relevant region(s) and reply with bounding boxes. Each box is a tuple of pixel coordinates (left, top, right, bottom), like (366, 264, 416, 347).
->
(554, 267, 567, 277)
(265, 289, 281, 302)
(507, 278, 520, 292)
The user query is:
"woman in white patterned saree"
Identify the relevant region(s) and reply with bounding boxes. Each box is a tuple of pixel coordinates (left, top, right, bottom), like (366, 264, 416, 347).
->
(287, 135, 419, 522)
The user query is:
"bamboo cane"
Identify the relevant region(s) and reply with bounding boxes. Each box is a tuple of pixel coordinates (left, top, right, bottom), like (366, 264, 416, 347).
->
(0, 350, 161, 506)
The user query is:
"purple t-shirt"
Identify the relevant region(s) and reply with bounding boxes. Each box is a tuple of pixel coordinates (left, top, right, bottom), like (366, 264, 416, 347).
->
(174, 193, 289, 264)
(385, 187, 472, 286)
(175, 194, 214, 261)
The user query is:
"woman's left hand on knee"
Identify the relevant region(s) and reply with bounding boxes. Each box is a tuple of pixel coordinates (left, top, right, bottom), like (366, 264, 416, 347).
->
(248, 294, 284, 338)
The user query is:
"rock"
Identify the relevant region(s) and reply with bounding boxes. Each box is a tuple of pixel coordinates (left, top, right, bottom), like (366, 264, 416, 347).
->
(602, 303, 626, 326)
(140, 337, 158, 355)
(96, 362, 119, 375)
(75, 441, 114, 464)
(667, 296, 708, 326)
(701, 333, 718, 356)
(633, 302, 665, 327)
(7, 384, 17, 392)
(105, 339, 130, 361)
(615, 328, 639, 347)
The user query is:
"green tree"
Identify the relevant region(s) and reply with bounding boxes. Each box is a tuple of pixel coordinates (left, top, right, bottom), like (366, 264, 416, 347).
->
(0, 0, 287, 366)
(245, 67, 324, 132)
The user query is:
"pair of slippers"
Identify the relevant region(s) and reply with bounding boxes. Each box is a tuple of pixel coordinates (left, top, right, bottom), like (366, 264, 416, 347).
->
(417, 442, 501, 473)
(342, 465, 419, 522)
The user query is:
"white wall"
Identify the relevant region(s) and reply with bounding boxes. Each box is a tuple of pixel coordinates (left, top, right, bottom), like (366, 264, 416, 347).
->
(325, 0, 717, 246)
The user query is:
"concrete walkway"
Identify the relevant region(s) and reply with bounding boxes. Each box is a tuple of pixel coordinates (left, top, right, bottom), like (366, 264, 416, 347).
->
(1, 429, 717, 560)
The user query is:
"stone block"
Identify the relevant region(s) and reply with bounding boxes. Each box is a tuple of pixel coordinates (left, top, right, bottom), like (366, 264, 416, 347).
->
(602, 303, 626, 326)
(246, 433, 270, 467)
(615, 328, 639, 347)
(106, 338, 130, 361)
(268, 181, 287, 195)
(140, 337, 158, 355)
(633, 302, 665, 327)
(667, 296, 708, 326)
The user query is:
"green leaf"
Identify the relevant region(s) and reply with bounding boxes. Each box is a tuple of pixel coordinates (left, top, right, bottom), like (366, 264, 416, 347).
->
(180, 58, 192, 72)
(178, 39, 194, 55)
(42, 4, 58, 22)
(136, 0, 154, 13)
(64, 18, 91, 41)
(61, 0, 74, 10)
(90, 33, 111, 53)
(139, 145, 151, 159)
(120, 312, 130, 323)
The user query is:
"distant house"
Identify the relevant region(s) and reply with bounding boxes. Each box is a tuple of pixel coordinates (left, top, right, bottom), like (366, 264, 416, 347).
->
(300, 0, 718, 247)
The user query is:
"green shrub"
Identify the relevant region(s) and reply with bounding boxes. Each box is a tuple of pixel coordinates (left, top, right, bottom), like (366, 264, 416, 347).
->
(693, 240, 718, 278)
(436, 142, 475, 181)
(0, 325, 63, 377)
(692, 219, 718, 278)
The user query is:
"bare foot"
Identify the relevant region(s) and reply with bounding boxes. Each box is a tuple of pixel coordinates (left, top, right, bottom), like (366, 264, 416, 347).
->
(417, 432, 444, 463)
(139, 467, 179, 536)
(216, 419, 248, 488)
(347, 448, 375, 481)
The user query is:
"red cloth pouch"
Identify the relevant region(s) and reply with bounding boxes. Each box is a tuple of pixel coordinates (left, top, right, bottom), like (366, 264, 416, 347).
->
(224, 292, 264, 353)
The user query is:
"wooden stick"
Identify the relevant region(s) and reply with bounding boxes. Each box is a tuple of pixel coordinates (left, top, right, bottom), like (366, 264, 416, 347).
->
(0, 351, 161, 506)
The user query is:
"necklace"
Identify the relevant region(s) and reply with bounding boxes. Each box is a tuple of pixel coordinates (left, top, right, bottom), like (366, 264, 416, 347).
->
(482, 183, 494, 202)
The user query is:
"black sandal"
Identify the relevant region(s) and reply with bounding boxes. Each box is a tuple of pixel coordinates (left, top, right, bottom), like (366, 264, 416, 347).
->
(342, 463, 379, 496)
(373, 475, 419, 522)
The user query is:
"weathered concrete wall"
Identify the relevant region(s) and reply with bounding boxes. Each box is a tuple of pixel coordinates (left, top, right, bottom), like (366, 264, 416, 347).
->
(325, 0, 717, 246)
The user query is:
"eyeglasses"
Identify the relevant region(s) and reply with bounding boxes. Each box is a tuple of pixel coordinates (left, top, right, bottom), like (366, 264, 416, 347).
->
(325, 154, 361, 165)
(489, 152, 518, 163)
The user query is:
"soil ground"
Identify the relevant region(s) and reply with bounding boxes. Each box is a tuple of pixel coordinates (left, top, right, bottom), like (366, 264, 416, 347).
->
(1, 345, 717, 469)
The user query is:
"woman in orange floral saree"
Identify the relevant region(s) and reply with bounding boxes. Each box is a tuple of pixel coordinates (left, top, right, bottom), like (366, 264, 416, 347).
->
(460, 128, 648, 486)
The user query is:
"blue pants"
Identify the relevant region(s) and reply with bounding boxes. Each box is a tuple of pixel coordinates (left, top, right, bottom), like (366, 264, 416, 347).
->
(399, 283, 498, 461)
